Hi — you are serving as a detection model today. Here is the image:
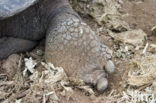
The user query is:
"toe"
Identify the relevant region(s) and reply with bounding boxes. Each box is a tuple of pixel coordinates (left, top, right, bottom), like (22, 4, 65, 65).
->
(105, 60, 115, 74)
(96, 78, 108, 92)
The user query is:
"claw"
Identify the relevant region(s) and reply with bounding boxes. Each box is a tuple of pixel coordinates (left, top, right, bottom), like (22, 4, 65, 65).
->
(105, 60, 115, 74)
(96, 78, 108, 92)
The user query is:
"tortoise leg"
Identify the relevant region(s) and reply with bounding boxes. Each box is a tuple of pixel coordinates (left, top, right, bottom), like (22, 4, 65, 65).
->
(45, 11, 115, 91)
(0, 37, 37, 60)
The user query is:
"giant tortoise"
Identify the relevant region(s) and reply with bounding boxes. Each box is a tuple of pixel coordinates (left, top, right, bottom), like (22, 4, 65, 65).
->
(0, 0, 115, 92)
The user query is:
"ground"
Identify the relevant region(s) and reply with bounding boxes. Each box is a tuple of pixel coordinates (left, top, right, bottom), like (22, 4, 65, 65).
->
(0, 0, 156, 103)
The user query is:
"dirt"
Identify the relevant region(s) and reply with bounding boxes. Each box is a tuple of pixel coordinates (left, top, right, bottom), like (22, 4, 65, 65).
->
(121, 0, 156, 43)
(58, 89, 92, 103)
(0, 0, 156, 103)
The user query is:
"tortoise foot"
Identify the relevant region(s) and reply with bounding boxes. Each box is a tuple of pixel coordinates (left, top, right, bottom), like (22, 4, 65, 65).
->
(45, 12, 115, 91)
(79, 67, 108, 92)
(79, 59, 114, 92)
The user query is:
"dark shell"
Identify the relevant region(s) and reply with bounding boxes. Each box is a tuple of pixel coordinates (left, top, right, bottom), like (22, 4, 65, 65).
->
(0, 0, 38, 19)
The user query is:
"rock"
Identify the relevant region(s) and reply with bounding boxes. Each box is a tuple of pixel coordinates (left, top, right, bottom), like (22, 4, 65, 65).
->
(109, 29, 147, 47)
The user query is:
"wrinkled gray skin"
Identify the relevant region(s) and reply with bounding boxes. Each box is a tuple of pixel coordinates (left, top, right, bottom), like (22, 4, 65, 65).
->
(0, 0, 115, 92)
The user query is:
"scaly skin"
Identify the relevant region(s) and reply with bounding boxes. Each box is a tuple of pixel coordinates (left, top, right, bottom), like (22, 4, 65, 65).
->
(45, 10, 115, 91)
(0, 0, 115, 91)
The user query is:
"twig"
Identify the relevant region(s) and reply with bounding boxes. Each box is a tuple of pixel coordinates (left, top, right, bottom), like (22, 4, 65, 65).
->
(0, 81, 15, 86)
(138, 83, 152, 91)
(2, 89, 31, 103)
(142, 43, 149, 54)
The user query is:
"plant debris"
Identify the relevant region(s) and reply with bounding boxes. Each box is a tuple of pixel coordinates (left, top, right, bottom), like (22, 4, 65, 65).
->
(127, 54, 156, 86)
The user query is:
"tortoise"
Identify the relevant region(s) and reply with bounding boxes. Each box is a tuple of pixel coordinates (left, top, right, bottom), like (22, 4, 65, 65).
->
(0, 0, 115, 92)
